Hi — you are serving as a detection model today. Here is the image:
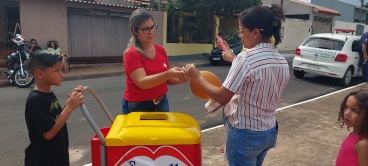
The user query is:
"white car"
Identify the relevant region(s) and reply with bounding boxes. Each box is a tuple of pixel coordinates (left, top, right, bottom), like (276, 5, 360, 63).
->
(292, 31, 362, 87)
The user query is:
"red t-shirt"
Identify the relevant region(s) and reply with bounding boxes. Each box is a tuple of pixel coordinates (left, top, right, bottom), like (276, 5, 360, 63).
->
(123, 44, 170, 102)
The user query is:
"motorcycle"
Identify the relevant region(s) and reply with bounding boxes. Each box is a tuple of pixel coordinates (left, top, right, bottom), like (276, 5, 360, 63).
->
(0, 31, 35, 88)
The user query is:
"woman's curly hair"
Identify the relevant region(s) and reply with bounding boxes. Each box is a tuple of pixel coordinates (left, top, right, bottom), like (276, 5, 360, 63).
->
(337, 89, 368, 137)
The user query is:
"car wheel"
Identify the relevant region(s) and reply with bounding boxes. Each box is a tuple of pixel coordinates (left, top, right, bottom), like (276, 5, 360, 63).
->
(338, 67, 353, 87)
(209, 59, 219, 66)
(293, 70, 305, 78)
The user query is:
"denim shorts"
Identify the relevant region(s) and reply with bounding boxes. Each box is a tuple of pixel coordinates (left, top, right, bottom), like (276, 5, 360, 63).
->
(121, 95, 169, 114)
(226, 121, 278, 166)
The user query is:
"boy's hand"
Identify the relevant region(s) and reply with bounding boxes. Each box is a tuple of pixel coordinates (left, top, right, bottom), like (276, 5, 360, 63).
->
(65, 85, 85, 112)
(72, 85, 85, 94)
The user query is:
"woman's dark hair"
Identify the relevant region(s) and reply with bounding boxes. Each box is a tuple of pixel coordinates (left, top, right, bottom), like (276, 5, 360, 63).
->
(238, 4, 285, 47)
(48, 41, 58, 50)
(337, 89, 368, 137)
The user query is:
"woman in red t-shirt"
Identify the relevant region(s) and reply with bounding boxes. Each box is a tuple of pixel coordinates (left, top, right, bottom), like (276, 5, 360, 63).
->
(122, 9, 189, 114)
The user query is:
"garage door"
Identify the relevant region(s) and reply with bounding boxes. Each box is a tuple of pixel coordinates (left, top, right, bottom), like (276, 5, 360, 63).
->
(312, 16, 332, 34)
(67, 8, 131, 60)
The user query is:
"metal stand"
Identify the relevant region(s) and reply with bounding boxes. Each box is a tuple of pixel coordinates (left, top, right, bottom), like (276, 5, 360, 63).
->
(79, 86, 114, 166)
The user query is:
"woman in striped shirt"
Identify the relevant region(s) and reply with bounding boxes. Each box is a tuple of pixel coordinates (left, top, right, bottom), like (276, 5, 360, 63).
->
(184, 4, 290, 166)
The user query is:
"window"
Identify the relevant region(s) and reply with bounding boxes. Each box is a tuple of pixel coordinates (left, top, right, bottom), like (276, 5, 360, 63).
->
(352, 40, 361, 52)
(302, 37, 345, 51)
(356, 24, 364, 35)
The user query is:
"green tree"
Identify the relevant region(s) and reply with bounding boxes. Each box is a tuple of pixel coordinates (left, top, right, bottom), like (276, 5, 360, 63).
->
(174, 0, 261, 47)
(364, 2, 368, 8)
(167, 0, 176, 38)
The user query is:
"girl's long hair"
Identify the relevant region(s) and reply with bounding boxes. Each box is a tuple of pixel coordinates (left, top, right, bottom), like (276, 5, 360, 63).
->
(337, 89, 368, 137)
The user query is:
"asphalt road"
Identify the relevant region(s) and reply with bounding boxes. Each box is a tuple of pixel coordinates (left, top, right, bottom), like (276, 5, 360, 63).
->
(0, 54, 365, 165)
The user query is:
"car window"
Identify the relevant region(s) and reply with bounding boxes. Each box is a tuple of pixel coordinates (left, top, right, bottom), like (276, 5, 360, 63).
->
(352, 40, 361, 52)
(302, 37, 345, 51)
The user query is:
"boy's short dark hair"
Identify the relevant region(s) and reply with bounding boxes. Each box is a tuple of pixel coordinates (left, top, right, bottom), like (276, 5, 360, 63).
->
(28, 50, 63, 74)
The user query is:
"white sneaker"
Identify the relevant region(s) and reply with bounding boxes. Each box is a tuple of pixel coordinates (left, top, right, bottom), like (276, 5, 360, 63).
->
(205, 99, 222, 113)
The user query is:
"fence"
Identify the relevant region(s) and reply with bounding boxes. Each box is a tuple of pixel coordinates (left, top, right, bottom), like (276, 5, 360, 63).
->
(0, 19, 20, 51)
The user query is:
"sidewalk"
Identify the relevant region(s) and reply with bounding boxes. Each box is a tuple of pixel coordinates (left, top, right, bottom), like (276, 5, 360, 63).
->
(0, 61, 192, 87)
(0, 63, 126, 87)
(202, 83, 368, 166)
(1, 59, 363, 165)
(0, 50, 293, 87)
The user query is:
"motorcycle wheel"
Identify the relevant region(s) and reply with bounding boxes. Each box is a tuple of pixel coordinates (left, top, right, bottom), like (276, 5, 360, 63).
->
(12, 66, 35, 88)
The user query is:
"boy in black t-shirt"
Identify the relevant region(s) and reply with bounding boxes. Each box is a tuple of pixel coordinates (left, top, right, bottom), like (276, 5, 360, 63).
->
(24, 50, 85, 166)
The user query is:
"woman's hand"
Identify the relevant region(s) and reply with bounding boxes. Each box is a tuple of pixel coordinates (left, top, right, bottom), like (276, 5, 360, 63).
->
(178, 75, 190, 84)
(168, 67, 185, 78)
(183, 64, 201, 81)
(217, 40, 235, 62)
(217, 40, 231, 51)
(222, 51, 236, 62)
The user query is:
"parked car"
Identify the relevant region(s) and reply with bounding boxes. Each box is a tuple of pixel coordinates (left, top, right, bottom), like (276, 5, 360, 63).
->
(209, 37, 243, 66)
(292, 29, 362, 87)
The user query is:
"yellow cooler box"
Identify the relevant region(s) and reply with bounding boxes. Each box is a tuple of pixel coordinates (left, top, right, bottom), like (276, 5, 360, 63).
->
(92, 112, 202, 166)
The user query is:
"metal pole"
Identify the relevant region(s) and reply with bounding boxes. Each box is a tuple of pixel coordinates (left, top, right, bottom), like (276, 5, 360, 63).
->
(158, 0, 162, 11)
(150, 0, 154, 10)
(360, 0, 364, 23)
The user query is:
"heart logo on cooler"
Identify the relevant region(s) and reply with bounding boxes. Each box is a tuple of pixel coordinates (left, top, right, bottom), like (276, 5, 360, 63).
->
(114, 146, 194, 166)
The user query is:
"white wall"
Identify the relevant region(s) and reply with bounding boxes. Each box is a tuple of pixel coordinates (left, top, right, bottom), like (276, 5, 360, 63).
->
(335, 20, 368, 36)
(277, 18, 312, 51)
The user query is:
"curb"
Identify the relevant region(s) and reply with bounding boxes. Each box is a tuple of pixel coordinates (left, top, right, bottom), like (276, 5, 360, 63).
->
(0, 80, 9, 87)
(62, 71, 126, 81)
(0, 71, 126, 87)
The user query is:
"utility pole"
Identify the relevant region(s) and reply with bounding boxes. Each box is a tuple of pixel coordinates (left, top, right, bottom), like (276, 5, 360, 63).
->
(158, 0, 162, 11)
(360, 0, 364, 23)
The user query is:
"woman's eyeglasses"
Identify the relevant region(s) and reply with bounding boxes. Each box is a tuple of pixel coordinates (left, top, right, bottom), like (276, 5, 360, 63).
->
(136, 23, 159, 34)
(237, 28, 264, 35)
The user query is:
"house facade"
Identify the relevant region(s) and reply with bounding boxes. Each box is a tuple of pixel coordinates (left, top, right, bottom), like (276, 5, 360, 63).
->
(5, 0, 337, 67)
(0, 0, 166, 64)
(260, 0, 341, 50)
(297, 0, 368, 35)
(0, 0, 214, 66)
(262, 0, 341, 34)
(302, 0, 368, 24)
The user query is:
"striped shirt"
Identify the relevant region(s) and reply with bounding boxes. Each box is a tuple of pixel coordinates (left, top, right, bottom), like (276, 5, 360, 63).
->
(223, 43, 290, 131)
